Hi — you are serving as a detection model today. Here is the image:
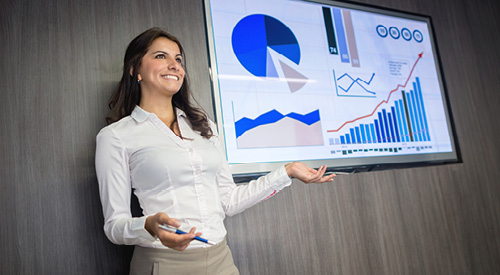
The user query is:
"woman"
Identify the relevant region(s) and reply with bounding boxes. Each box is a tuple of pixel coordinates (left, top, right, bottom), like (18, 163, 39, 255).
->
(95, 27, 335, 274)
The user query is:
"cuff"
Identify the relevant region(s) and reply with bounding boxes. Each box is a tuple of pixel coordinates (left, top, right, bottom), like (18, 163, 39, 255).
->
(131, 215, 157, 243)
(267, 165, 292, 190)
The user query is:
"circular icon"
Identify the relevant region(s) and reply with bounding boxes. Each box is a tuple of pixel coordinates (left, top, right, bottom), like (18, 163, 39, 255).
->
(389, 27, 400, 39)
(376, 25, 388, 37)
(401, 28, 412, 41)
(413, 30, 423, 43)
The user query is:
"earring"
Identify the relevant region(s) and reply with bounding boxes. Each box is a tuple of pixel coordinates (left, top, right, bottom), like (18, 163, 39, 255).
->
(137, 80, 140, 84)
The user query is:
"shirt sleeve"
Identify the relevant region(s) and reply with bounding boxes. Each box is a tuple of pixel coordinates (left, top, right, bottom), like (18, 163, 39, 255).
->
(210, 121, 292, 217)
(95, 127, 157, 245)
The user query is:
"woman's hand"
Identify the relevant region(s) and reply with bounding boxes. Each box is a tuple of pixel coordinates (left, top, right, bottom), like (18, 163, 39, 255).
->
(145, 212, 201, 251)
(284, 162, 336, 184)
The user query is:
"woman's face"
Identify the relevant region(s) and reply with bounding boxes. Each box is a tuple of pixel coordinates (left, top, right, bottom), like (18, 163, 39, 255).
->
(137, 37, 185, 99)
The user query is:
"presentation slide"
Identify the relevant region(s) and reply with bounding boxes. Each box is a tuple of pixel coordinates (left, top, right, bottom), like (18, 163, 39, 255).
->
(206, 0, 455, 170)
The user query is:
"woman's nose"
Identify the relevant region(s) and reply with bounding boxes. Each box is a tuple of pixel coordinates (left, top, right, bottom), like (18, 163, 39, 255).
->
(167, 57, 181, 71)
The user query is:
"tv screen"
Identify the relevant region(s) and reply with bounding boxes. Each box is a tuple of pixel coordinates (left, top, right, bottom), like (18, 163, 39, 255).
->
(203, 0, 459, 177)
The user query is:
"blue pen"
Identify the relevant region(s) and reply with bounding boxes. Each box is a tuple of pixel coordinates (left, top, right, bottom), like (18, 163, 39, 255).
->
(159, 224, 217, 245)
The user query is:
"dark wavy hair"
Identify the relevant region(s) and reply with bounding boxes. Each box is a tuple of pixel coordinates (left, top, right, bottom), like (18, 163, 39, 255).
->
(106, 27, 212, 138)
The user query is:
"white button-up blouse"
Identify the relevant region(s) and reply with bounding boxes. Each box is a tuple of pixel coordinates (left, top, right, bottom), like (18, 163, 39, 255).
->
(95, 106, 292, 249)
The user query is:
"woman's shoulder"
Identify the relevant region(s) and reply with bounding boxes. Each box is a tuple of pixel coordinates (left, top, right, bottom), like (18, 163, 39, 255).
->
(97, 115, 135, 138)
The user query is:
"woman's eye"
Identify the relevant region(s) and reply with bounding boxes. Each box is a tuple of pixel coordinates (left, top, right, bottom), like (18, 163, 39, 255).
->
(155, 54, 165, 59)
(176, 58, 182, 63)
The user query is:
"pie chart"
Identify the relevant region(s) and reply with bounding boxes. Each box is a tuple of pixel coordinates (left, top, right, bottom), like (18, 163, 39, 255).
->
(231, 14, 308, 92)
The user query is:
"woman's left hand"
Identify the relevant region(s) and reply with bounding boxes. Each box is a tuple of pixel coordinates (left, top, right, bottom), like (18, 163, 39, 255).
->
(284, 162, 336, 184)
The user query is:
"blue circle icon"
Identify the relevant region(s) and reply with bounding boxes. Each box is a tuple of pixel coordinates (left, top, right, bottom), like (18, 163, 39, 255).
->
(232, 14, 300, 78)
(413, 30, 423, 43)
(401, 28, 412, 41)
(376, 25, 388, 37)
(389, 27, 400, 39)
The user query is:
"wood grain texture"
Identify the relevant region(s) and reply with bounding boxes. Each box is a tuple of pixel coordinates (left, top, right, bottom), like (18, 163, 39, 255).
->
(1, 0, 499, 274)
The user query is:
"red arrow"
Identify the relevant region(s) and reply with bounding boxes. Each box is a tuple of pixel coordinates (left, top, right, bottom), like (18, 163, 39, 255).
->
(327, 52, 424, 133)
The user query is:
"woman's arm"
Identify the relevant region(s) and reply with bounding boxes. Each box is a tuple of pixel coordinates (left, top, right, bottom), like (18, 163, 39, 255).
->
(210, 122, 335, 217)
(95, 128, 156, 246)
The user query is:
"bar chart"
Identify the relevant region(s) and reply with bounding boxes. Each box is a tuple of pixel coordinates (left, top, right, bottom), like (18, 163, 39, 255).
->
(322, 6, 360, 66)
(329, 77, 431, 155)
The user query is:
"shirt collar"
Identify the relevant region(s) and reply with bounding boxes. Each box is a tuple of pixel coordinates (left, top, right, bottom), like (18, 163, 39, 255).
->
(131, 105, 186, 123)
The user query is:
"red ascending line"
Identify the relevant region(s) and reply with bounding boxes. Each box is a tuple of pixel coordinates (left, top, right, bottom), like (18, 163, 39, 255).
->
(327, 52, 423, 133)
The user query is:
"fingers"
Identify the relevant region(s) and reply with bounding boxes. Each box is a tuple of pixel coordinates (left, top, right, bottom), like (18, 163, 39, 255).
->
(288, 162, 336, 184)
(302, 165, 324, 182)
(309, 165, 329, 183)
(315, 173, 336, 183)
(147, 213, 201, 251)
(156, 213, 181, 228)
(157, 226, 198, 251)
(309, 165, 336, 183)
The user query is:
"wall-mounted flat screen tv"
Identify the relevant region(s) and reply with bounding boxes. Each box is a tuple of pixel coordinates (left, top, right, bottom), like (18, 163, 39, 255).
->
(203, 0, 460, 177)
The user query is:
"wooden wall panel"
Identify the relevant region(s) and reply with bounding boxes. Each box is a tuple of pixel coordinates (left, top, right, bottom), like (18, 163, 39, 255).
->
(1, 0, 499, 274)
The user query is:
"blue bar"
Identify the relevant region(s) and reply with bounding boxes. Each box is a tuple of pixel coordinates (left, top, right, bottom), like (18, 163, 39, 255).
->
(364, 124, 371, 143)
(359, 125, 367, 143)
(401, 91, 414, 142)
(416, 77, 430, 141)
(410, 89, 422, 141)
(397, 100, 410, 142)
(375, 119, 382, 143)
(401, 99, 411, 142)
(350, 128, 356, 144)
(345, 134, 351, 144)
(388, 113, 395, 143)
(391, 107, 401, 142)
(332, 8, 350, 63)
(370, 123, 377, 144)
(382, 109, 391, 142)
(406, 92, 417, 141)
(413, 82, 425, 141)
(355, 126, 362, 144)
(340, 136, 346, 144)
(377, 113, 386, 143)
(395, 102, 405, 142)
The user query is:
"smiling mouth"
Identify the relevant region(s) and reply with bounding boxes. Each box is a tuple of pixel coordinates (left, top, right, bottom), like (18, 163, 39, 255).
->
(162, 75, 179, 81)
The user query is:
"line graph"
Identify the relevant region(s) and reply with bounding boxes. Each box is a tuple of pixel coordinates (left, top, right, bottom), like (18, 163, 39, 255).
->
(328, 52, 423, 133)
(337, 72, 376, 95)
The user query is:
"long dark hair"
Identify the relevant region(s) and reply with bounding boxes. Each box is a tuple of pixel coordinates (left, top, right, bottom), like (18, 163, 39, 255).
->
(106, 27, 212, 138)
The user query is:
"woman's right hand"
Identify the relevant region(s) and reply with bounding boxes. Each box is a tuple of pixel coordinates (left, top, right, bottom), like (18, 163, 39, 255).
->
(145, 212, 201, 251)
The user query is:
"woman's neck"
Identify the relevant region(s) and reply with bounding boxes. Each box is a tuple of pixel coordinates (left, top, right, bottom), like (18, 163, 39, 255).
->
(139, 97, 176, 127)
